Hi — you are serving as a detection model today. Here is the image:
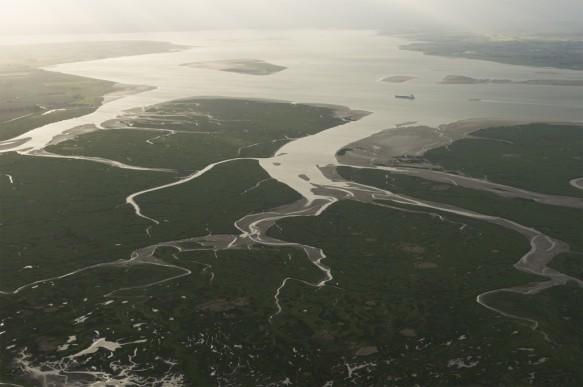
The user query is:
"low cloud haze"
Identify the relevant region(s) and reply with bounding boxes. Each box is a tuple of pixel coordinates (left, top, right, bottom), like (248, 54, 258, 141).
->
(1, 0, 581, 36)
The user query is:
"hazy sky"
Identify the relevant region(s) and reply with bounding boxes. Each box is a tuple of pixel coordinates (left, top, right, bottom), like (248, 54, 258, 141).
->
(1, 0, 581, 35)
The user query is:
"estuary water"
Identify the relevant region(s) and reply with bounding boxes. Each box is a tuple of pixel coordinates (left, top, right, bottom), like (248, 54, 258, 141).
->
(2, 29, 582, 199)
(2, 29, 583, 385)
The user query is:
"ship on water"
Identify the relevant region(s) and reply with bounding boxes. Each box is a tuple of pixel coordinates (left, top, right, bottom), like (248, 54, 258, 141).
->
(395, 94, 415, 100)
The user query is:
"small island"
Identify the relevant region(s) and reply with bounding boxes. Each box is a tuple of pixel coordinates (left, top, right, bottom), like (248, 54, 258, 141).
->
(181, 59, 287, 75)
(381, 75, 416, 83)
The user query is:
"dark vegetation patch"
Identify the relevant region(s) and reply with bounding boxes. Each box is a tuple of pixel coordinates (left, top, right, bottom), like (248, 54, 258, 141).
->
(138, 159, 302, 239)
(338, 166, 583, 251)
(548, 253, 583, 281)
(423, 124, 583, 197)
(48, 99, 354, 170)
(263, 200, 581, 385)
(485, 283, 583, 379)
(0, 41, 187, 141)
(0, 96, 340, 383)
(0, 152, 173, 291)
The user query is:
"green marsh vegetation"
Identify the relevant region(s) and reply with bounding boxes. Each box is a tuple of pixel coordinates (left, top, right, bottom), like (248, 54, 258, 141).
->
(138, 159, 302, 239)
(0, 154, 300, 291)
(0, 99, 355, 384)
(48, 98, 355, 170)
(0, 71, 114, 141)
(337, 125, 583, 254)
(0, 154, 316, 384)
(266, 200, 581, 385)
(548, 253, 583, 281)
(0, 246, 323, 385)
(0, 41, 186, 141)
(0, 151, 173, 290)
(423, 123, 583, 197)
(331, 123, 583, 384)
(4, 192, 569, 385)
(485, 283, 583, 380)
(1, 96, 347, 291)
(338, 167, 583, 251)
(1, 92, 581, 385)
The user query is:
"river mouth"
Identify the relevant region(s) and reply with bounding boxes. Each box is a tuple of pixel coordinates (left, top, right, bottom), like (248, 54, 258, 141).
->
(1, 29, 582, 386)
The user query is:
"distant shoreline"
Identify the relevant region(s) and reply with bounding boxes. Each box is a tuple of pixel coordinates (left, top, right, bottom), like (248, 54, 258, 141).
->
(336, 118, 583, 166)
(439, 74, 583, 86)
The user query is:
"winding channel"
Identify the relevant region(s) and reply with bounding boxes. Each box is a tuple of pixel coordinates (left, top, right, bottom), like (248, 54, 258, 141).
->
(1, 29, 582, 383)
(2, 113, 580, 333)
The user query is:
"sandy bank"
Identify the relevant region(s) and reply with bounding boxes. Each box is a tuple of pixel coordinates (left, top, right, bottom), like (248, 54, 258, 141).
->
(102, 84, 157, 104)
(46, 124, 99, 147)
(0, 137, 31, 151)
(381, 75, 416, 83)
(337, 118, 583, 166)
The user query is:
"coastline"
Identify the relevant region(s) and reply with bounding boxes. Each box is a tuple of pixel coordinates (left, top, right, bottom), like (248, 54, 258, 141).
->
(2, 29, 582, 386)
(337, 118, 583, 166)
(101, 84, 157, 105)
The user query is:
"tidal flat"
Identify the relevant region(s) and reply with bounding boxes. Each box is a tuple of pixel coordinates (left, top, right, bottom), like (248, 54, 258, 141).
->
(0, 41, 187, 141)
(47, 98, 357, 170)
(0, 30, 582, 385)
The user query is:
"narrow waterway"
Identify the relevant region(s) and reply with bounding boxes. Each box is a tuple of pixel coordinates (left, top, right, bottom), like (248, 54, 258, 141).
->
(1, 29, 582, 385)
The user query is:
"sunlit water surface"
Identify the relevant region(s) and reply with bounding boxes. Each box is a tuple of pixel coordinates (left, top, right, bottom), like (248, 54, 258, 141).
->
(2, 29, 583, 385)
(3, 29, 582, 199)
